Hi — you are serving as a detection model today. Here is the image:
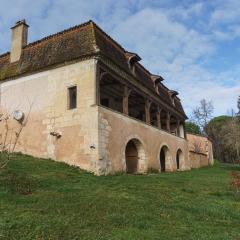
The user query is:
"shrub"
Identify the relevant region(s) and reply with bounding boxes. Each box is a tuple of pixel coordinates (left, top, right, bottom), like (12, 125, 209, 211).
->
(185, 121, 201, 135)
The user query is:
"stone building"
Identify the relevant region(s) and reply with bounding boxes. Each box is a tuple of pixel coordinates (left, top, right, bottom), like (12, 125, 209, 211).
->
(187, 133, 214, 168)
(0, 20, 213, 175)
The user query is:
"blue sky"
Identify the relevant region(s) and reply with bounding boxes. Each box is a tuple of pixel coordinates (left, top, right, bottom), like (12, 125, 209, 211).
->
(0, 0, 240, 116)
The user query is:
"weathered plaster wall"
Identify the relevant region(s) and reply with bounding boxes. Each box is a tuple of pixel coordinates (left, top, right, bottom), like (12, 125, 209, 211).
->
(0, 58, 213, 175)
(98, 106, 190, 174)
(0, 59, 99, 172)
(189, 152, 209, 168)
(187, 133, 214, 168)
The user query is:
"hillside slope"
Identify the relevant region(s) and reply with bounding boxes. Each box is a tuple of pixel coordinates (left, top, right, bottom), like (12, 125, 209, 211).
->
(0, 154, 239, 240)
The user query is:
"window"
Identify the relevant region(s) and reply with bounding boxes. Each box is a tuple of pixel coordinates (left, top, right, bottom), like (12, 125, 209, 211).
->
(68, 86, 77, 109)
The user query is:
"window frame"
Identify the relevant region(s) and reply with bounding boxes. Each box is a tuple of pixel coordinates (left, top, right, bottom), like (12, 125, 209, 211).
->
(67, 85, 77, 110)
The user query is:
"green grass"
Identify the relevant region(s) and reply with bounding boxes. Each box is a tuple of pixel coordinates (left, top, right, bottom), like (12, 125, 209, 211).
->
(0, 154, 240, 240)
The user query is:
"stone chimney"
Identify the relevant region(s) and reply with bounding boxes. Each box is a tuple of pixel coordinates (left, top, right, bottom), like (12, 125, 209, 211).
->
(10, 19, 29, 63)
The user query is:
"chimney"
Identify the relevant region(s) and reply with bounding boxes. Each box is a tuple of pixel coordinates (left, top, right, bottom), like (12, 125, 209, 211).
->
(10, 19, 29, 63)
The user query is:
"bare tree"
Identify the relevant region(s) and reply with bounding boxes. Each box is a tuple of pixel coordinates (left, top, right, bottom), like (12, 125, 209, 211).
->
(0, 100, 34, 170)
(192, 138, 203, 154)
(221, 116, 240, 163)
(192, 99, 214, 133)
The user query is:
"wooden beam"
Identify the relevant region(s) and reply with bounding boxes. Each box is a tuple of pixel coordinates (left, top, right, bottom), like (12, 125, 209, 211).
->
(176, 119, 180, 136)
(145, 99, 152, 124)
(123, 86, 132, 115)
(157, 107, 162, 129)
(98, 61, 186, 120)
(166, 112, 171, 132)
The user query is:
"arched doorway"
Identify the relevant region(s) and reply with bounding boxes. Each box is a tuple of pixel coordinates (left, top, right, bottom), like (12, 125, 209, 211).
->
(160, 146, 170, 172)
(125, 140, 138, 173)
(125, 138, 146, 174)
(176, 149, 183, 170)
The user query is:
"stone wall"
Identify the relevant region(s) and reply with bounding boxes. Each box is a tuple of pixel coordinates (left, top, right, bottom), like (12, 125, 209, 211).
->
(189, 151, 209, 168)
(0, 57, 213, 175)
(98, 106, 190, 174)
(0, 59, 100, 172)
(187, 133, 214, 168)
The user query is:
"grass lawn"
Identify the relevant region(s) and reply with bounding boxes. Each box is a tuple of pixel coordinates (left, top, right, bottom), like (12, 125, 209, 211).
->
(0, 154, 240, 240)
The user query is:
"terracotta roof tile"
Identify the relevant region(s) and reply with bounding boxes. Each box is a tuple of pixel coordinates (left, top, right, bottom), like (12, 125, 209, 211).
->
(0, 20, 187, 118)
(0, 21, 96, 81)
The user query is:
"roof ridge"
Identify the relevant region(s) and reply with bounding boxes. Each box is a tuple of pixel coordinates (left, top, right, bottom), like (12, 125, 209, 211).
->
(0, 19, 186, 118)
(0, 20, 94, 59)
(91, 22, 156, 79)
(91, 21, 126, 53)
(90, 21, 97, 46)
(91, 22, 176, 98)
(24, 20, 93, 49)
(0, 20, 170, 93)
(0, 20, 156, 82)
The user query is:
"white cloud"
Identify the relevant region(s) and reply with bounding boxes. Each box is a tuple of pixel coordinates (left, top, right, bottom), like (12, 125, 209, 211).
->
(0, 0, 239, 116)
(165, 2, 204, 20)
(210, 0, 240, 25)
(109, 8, 239, 115)
(112, 8, 214, 65)
(168, 65, 240, 116)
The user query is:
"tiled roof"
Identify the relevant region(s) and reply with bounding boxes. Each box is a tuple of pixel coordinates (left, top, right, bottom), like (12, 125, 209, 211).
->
(0, 21, 96, 81)
(0, 20, 187, 118)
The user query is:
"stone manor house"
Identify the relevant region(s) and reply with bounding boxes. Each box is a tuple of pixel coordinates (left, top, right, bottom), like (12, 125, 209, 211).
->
(0, 20, 213, 175)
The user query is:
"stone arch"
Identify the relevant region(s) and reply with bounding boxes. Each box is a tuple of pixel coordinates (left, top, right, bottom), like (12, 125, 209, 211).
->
(124, 137, 147, 174)
(176, 149, 184, 170)
(159, 144, 172, 172)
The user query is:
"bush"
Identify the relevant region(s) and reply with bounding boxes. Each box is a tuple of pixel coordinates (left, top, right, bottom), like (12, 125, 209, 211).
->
(185, 121, 201, 135)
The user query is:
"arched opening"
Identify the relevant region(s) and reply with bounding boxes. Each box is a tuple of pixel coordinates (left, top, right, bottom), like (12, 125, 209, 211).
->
(176, 149, 183, 170)
(125, 140, 138, 173)
(160, 146, 170, 172)
(125, 138, 146, 174)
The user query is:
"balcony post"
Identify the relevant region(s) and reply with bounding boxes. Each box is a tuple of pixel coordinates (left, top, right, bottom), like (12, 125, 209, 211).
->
(157, 107, 161, 129)
(123, 85, 131, 115)
(176, 119, 180, 136)
(145, 99, 152, 124)
(166, 112, 171, 132)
